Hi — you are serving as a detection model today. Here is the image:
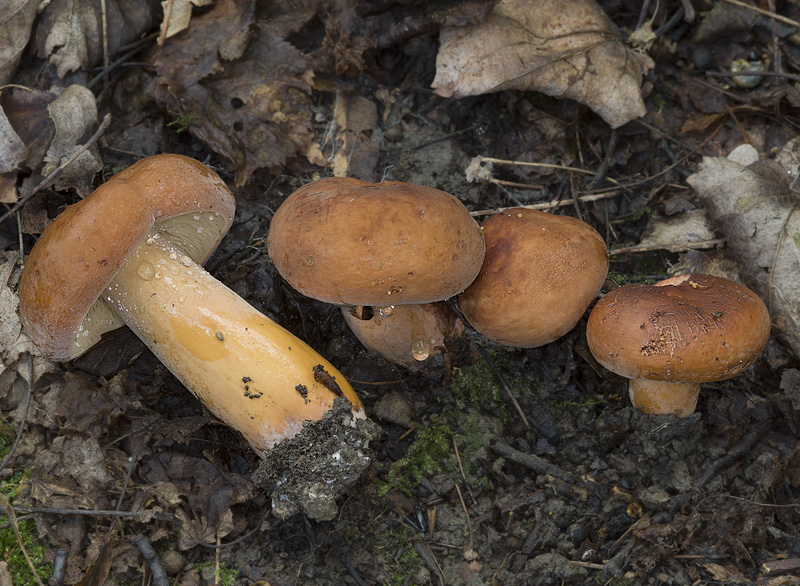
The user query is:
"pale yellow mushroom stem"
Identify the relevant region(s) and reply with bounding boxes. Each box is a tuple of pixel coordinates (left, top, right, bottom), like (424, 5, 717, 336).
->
(104, 230, 363, 453)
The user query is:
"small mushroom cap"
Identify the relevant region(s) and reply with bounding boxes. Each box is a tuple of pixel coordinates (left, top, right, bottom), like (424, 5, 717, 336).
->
(20, 154, 236, 361)
(458, 209, 608, 347)
(342, 303, 464, 369)
(267, 177, 485, 305)
(586, 273, 770, 383)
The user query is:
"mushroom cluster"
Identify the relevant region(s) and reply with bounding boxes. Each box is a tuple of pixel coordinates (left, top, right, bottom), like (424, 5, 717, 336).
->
(267, 177, 484, 367)
(586, 273, 770, 417)
(19, 154, 364, 454)
(266, 177, 770, 419)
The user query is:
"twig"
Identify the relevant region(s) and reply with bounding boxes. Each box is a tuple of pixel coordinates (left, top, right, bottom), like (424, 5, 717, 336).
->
(453, 483, 475, 556)
(609, 238, 726, 255)
(51, 549, 67, 586)
(11, 506, 172, 521)
(705, 70, 800, 84)
(340, 553, 370, 586)
(451, 436, 474, 504)
(133, 535, 169, 586)
(479, 347, 530, 429)
(189, 523, 262, 550)
(409, 124, 479, 151)
(491, 441, 574, 483)
(478, 156, 623, 186)
(159, 0, 175, 44)
(762, 558, 800, 574)
(0, 114, 112, 227)
(469, 190, 622, 216)
(0, 354, 33, 475)
(696, 421, 769, 488)
(0, 494, 46, 586)
(723, 0, 800, 28)
(88, 36, 157, 90)
(592, 129, 617, 188)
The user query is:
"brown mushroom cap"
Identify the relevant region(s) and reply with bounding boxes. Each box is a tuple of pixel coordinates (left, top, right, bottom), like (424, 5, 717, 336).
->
(266, 177, 485, 305)
(19, 154, 236, 361)
(586, 273, 770, 383)
(341, 303, 464, 369)
(458, 208, 608, 347)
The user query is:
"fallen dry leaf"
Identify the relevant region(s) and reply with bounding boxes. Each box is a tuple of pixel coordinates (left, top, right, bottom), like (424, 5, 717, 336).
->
(0, 101, 26, 175)
(634, 209, 719, 253)
(687, 142, 800, 360)
(44, 84, 102, 195)
(35, 0, 158, 78)
(148, 0, 315, 185)
(0, 86, 56, 175)
(431, 0, 654, 128)
(160, 0, 214, 40)
(332, 93, 379, 180)
(0, 0, 39, 85)
(0, 84, 102, 202)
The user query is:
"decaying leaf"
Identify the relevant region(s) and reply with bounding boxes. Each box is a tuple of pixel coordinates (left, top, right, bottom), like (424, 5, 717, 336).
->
(431, 0, 654, 128)
(160, 0, 214, 40)
(44, 84, 102, 195)
(331, 93, 379, 180)
(34, 0, 159, 78)
(0, 0, 39, 85)
(626, 209, 720, 253)
(687, 142, 800, 359)
(0, 102, 26, 175)
(0, 252, 54, 395)
(0, 84, 102, 202)
(148, 0, 314, 185)
(0, 86, 57, 176)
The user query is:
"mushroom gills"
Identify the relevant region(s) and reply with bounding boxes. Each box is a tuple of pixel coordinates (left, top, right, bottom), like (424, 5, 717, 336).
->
(103, 229, 363, 453)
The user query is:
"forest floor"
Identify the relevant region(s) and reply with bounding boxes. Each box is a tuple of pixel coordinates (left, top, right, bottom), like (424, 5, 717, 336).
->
(2, 1, 800, 585)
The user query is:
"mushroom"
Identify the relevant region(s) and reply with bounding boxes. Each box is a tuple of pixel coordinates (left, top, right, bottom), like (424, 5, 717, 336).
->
(341, 303, 465, 369)
(267, 176, 484, 365)
(586, 273, 770, 417)
(458, 208, 608, 347)
(19, 154, 363, 453)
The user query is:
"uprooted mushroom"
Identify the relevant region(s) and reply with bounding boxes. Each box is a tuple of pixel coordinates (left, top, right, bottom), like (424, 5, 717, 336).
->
(19, 154, 364, 454)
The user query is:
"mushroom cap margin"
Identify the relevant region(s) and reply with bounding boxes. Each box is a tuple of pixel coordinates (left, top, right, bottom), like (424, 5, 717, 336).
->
(586, 273, 770, 383)
(19, 154, 236, 361)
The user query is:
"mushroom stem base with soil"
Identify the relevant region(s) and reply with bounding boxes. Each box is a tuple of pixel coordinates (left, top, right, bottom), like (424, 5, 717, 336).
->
(628, 379, 700, 418)
(104, 230, 363, 453)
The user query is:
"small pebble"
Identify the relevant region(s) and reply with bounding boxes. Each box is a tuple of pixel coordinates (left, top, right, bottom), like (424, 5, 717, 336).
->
(162, 549, 186, 574)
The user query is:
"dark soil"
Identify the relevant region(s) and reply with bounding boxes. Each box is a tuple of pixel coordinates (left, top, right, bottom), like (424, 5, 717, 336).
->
(2, 2, 800, 586)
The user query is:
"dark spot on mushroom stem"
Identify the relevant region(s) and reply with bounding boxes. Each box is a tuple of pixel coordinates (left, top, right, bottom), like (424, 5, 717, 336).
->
(295, 384, 309, 404)
(312, 364, 343, 397)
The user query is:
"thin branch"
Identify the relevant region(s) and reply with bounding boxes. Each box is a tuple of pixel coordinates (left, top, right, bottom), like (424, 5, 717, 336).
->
(469, 190, 622, 216)
(11, 506, 173, 522)
(133, 535, 169, 586)
(0, 494, 46, 586)
(723, 0, 800, 28)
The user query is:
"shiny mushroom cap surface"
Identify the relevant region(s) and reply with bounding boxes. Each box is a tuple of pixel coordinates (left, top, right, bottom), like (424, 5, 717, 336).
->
(267, 177, 485, 306)
(586, 273, 770, 383)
